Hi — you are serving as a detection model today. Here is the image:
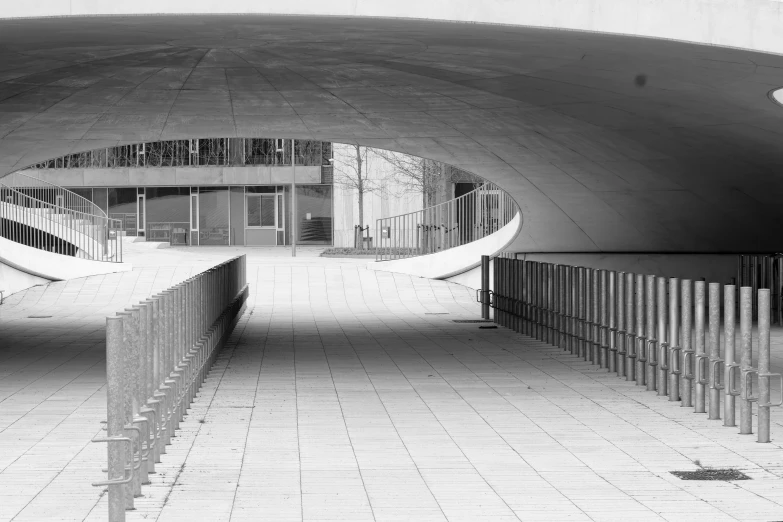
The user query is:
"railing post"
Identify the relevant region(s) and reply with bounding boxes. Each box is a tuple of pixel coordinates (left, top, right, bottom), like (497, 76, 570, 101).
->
(668, 278, 680, 402)
(694, 281, 707, 413)
(645, 274, 657, 391)
(739, 286, 754, 434)
(708, 283, 723, 420)
(681, 280, 694, 407)
(567, 266, 575, 354)
(578, 267, 586, 359)
(547, 263, 555, 344)
(591, 269, 600, 365)
(106, 317, 129, 520)
(600, 269, 609, 369)
(635, 274, 646, 386)
(757, 288, 779, 443)
(724, 285, 737, 426)
(481, 255, 490, 320)
(657, 276, 668, 397)
(609, 271, 617, 374)
(625, 273, 635, 381)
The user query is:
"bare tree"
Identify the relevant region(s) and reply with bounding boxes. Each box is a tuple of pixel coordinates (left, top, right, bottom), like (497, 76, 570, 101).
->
(370, 148, 447, 208)
(332, 143, 378, 247)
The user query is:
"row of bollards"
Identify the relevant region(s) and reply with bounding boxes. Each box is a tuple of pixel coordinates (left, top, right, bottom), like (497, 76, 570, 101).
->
(92, 255, 249, 522)
(484, 255, 783, 443)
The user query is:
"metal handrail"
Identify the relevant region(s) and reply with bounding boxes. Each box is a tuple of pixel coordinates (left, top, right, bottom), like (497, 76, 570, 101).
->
(0, 183, 122, 262)
(4, 171, 107, 218)
(376, 181, 518, 261)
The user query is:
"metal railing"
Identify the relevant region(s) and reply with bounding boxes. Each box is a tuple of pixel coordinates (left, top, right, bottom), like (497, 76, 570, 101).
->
(483, 254, 783, 443)
(737, 254, 783, 323)
(91, 256, 249, 522)
(4, 171, 106, 217)
(1, 178, 122, 262)
(376, 181, 518, 261)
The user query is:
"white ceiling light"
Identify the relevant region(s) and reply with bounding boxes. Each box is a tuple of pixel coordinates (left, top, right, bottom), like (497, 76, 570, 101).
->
(771, 87, 783, 107)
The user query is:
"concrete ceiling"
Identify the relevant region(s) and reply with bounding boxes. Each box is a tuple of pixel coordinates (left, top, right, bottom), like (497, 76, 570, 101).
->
(1, 15, 782, 253)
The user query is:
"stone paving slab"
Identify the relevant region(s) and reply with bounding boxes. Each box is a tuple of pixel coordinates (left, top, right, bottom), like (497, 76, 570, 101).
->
(2, 246, 783, 522)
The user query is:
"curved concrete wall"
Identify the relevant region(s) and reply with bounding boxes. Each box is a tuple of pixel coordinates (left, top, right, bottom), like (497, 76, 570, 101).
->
(3, 1, 783, 55)
(0, 236, 131, 290)
(368, 212, 521, 280)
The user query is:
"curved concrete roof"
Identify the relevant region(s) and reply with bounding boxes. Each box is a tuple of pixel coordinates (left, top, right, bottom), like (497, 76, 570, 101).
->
(1, 15, 782, 253)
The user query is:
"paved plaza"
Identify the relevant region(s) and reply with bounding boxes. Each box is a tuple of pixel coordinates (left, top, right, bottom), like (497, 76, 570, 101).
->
(1, 247, 783, 522)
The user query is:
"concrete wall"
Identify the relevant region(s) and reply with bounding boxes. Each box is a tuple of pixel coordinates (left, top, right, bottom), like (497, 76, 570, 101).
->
(3, 1, 783, 55)
(26, 166, 322, 187)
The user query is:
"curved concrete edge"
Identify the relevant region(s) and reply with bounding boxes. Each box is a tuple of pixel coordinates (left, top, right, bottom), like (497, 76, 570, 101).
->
(367, 213, 520, 280)
(0, 237, 132, 296)
(0, 262, 49, 299)
(2, 1, 783, 55)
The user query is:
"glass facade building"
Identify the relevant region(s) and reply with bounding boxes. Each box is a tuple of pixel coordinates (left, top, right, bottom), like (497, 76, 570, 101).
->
(65, 184, 333, 247)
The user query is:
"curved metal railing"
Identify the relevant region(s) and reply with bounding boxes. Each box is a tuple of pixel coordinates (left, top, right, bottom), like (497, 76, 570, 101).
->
(0, 178, 122, 262)
(376, 181, 519, 261)
(3, 171, 106, 218)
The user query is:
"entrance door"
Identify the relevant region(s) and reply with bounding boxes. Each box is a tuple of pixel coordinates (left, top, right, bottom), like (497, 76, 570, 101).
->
(245, 193, 277, 246)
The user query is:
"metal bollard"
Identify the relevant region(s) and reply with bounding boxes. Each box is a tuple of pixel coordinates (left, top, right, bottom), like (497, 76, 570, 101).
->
(118, 310, 142, 496)
(635, 274, 646, 386)
(681, 280, 694, 407)
(694, 281, 707, 413)
(738, 287, 754, 434)
(92, 316, 132, 520)
(646, 274, 657, 392)
(592, 269, 601, 365)
(574, 266, 585, 357)
(547, 263, 555, 344)
(757, 289, 782, 443)
(599, 270, 609, 369)
(481, 255, 490, 320)
(559, 265, 566, 349)
(523, 261, 530, 336)
(584, 268, 592, 361)
(565, 266, 573, 353)
(608, 271, 617, 373)
(625, 273, 636, 382)
(538, 262, 545, 341)
(657, 276, 668, 397)
(708, 283, 723, 420)
(724, 285, 738, 426)
(668, 278, 681, 402)
(616, 272, 625, 377)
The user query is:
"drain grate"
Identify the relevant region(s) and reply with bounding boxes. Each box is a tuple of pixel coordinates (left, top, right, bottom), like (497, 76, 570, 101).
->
(424, 313, 449, 315)
(453, 320, 493, 323)
(27, 315, 52, 319)
(479, 325, 498, 329)
(671, 469, 751, 481)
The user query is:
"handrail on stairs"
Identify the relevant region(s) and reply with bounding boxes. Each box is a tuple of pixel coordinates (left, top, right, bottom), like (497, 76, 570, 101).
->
(0, 176, 122, 263)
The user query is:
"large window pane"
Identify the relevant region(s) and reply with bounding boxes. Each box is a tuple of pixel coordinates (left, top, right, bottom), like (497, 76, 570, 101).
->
(247, 196, 261, 227)
(296, 185, 332, 245)
(198, 187, 229, 245)
(261, 196, 275, 226)
(108, 187, 138, 236)
(145, 187, 190, 243)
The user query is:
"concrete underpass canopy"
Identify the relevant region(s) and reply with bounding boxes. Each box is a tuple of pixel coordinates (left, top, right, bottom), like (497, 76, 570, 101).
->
(1, 9, 782, 253)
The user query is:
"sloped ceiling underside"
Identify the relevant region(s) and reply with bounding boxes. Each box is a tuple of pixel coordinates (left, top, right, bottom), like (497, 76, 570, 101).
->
(1, 15, 782, 252)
